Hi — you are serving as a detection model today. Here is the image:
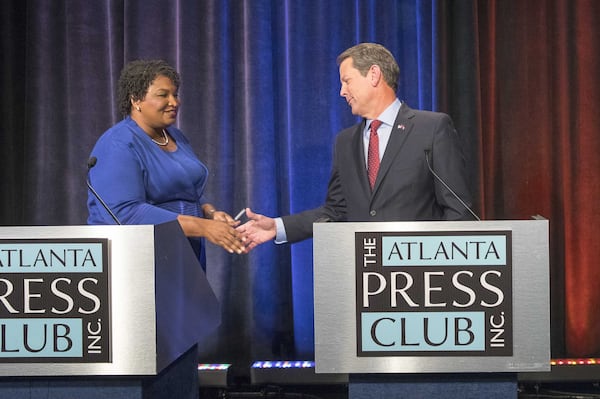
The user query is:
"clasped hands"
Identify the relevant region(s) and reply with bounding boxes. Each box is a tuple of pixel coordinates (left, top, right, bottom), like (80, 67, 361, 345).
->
(187, 207, 273, 254)
(235, 208, 277, 253)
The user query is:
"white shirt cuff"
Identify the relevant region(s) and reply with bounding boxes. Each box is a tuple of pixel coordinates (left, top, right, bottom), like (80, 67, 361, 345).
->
(274, 217, 288, 244)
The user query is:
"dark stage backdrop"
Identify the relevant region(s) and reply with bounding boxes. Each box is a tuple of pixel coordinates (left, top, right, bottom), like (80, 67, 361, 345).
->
(1, 0, 598, 364)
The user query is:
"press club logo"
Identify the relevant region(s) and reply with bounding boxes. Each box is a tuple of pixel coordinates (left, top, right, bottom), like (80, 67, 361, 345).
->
(0, 239, 111, 362)
(356, 231, 512, 357)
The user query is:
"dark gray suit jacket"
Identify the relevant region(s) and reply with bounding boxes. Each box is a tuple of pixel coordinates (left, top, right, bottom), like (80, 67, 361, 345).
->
(282, 103, 474, 243)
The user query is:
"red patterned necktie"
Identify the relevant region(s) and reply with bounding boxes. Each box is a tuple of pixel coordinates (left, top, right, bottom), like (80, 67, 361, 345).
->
(367, 120, 383, 190)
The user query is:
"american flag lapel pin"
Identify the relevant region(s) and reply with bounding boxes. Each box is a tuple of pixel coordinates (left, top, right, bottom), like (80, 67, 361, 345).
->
(398, 124, 405, 130)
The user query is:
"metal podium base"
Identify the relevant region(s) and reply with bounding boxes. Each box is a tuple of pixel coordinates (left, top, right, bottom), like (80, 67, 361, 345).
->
(0, 345, 199, 399)
(348, 373, 517, 399)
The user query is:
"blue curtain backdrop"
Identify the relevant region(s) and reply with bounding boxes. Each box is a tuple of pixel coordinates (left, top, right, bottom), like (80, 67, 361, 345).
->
(0, 0, 478, 364)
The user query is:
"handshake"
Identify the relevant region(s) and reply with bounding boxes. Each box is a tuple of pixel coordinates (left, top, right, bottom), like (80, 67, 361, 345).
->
(235, 208, 277, 253)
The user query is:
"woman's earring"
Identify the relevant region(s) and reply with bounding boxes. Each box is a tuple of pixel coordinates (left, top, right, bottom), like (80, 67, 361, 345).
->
(136, 106, 141, 112)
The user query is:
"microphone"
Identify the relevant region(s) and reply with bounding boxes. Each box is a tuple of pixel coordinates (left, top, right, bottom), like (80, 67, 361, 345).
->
(424, 149, 480, 221)
(86, 157, 122, 225)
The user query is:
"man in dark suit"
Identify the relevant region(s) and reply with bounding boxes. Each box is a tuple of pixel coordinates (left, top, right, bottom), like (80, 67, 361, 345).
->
(239, 42, 475, 248)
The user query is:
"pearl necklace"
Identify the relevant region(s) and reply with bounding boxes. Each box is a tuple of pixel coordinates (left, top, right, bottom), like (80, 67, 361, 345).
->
(152, 129, 169, 146)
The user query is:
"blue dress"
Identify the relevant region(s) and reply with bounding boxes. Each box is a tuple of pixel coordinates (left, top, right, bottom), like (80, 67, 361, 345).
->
(87, 117, 209, 267)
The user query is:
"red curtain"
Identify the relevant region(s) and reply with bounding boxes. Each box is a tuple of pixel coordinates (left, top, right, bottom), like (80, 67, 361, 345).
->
(476, 0, 600, 357)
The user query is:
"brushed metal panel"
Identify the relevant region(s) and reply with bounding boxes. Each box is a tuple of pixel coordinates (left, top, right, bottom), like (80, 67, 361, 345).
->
(0, 225, 157, 376)
(314, 220, 550, 373)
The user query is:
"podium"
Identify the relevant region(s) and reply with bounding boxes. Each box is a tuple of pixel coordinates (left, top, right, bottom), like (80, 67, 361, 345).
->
(313, 219, 550, 398)
(0, 221, 220, 399)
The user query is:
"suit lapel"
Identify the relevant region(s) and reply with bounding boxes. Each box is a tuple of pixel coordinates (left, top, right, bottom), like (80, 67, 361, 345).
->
(371, 104, 415, 196)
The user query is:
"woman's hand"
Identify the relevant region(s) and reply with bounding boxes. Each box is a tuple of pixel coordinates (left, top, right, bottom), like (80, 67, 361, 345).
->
(202, 218, 245, 253)
(177, 214, 245, 254)
(211, 210, 240, 227)
(203, 204, 240, 227)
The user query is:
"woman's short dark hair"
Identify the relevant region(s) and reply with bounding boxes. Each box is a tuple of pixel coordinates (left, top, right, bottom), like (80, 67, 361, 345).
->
(337, 43, 400, 92)
(117, 59, 181, 116)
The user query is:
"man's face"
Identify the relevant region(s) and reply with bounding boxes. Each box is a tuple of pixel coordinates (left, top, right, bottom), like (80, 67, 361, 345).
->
(339, 57, 372, 117)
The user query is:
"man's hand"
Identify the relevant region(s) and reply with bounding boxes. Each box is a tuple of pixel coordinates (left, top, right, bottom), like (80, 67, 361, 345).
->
(236, 208, 277, 252)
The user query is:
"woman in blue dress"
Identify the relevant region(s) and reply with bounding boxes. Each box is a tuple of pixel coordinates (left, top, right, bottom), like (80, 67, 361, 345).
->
(87, 60, 245, 265)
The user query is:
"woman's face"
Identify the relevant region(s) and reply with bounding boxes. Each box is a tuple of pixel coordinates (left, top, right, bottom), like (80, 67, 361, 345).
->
(132, 75, 179, 130)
